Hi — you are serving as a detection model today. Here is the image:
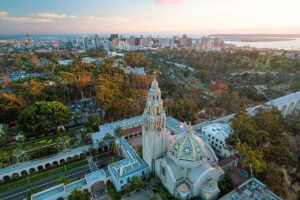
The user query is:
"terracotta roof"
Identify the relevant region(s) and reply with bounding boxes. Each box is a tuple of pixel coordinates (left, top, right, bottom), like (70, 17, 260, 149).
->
(123, 126, 142, 136)
(218, 155, 238, 168)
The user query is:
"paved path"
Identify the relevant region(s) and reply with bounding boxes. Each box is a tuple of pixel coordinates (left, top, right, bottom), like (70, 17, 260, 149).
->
(0, 153, 114, 200)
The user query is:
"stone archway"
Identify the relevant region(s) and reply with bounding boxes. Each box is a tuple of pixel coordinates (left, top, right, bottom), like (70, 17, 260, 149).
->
(73, 155, 79, 161)
(3, 175, 11, 182)
(37, 165, 44, 172)
(67, 157, 72, 163)
(287, 102, 295, 115)
(281, 105, 287, 116)
(45, 163, 51, 169)
(21, 170, 28, 177)
(29, 168, 36, 174)
(60, 159, 66, 165)
(53, 161, 59, 166)
(11, 172, 20, 180)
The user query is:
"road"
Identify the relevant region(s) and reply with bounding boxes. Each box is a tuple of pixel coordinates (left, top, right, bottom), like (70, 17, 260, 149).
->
(0, 153, 114, 200)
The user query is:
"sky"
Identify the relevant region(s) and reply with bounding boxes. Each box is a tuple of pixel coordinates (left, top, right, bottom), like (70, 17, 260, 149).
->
(0, 0, 300, 35)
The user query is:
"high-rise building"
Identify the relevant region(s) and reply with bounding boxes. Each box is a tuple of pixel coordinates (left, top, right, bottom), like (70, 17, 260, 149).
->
(94, 34, 100, 49)
(110, 34, 119, 41)
(82, 36, 88, 51)
(128, 36, 136, 47)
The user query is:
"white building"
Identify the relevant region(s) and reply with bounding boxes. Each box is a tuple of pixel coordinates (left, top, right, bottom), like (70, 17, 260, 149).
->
(202, 123, 234, 158)
(143, 79, 224, 200)
(142, 79, 173, 171)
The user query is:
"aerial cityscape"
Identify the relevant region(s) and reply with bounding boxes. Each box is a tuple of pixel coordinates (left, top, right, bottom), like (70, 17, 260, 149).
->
(0, 0, 300, 200)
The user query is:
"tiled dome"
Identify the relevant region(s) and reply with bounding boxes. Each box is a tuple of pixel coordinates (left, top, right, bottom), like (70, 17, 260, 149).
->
(170, 123, 206, 162)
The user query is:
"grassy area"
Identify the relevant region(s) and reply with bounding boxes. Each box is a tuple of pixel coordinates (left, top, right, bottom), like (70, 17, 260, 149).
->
(0, 160, 88, 193)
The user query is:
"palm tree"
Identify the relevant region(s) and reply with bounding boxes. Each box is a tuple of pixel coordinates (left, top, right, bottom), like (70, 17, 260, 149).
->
(110, 140, 119, 155)
(114, 126, 124, 155)
(99, 140, 105, 152)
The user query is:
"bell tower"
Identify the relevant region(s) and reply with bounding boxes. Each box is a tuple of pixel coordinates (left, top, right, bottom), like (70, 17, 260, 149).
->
(143, 78, 169, 172)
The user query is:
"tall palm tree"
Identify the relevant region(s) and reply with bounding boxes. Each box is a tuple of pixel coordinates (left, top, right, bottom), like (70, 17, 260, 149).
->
(99, 140, 105, 152)
(114, 126, 124, 155)
(110, 140, 118, 155)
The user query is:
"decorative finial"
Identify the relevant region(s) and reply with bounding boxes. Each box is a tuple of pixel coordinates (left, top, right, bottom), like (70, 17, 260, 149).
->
(187, 121, 193, 136)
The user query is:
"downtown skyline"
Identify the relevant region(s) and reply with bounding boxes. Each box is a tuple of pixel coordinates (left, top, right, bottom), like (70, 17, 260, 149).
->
(0, 0, 300, 34)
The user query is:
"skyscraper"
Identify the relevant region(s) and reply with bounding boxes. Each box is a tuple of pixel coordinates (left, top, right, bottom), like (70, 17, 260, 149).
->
(82, 36, 88, 51)
(94, 34, 100, 49)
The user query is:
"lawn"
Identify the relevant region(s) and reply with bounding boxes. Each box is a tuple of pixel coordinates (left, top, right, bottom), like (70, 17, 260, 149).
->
(0, 160, 88, 193)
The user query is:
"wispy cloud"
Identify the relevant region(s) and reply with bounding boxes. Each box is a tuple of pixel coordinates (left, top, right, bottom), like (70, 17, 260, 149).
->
(35, 12, 67, 19)
(0, 11, 76, 23)
(0, 11, 51, 23)
(156, 0, 186, 5)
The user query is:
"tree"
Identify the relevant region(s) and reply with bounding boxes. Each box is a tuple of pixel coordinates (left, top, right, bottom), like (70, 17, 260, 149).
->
(219, 169, 234, 196)
(137, 145, 143, 157)
(87, 113, 101, 131)
(68, 189, 90, 200)
(131, 176, 144, 190)
(28, 79, 45, 102)
(57, 71, 76, 102)
(26, 187, 39, 200)
(95, 74, 148, 121)
(18, 101, 71, 136)
(124, 52, 147, 67)
(0, 93, 27, 124)
(0, 124, 10, 148)
(74, 70, 93, 99)
(56, 135, 71, 150)
(227, 110, 259, 147)
(236, 143, 267, 174)
(171, 98, 198, 123)
(114, 126, 123, 138)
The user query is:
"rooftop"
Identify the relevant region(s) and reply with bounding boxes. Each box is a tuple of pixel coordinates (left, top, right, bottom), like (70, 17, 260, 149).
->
(91, 116, 143, 144)
(108, 138, 148, 180)
(202, 123, 232, 140)
(32, 184, 65, 200)
(219, 177, 282, 200)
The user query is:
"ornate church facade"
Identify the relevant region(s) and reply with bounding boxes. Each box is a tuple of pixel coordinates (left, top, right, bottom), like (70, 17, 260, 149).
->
(143, 79, 224, 200)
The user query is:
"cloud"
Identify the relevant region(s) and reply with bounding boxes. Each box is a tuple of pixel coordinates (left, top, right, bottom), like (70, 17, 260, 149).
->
(0, 11, 75, 23)
(36, 12, 67, 19)
(156, 0, 186, 5)
(0, 11, 52, 23)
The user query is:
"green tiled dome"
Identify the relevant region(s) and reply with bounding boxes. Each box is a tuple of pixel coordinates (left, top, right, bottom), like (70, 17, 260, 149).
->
(170, 123, 206, 162)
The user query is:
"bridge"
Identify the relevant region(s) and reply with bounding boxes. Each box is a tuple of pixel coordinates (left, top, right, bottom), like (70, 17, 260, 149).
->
(193, 91, 300, 131)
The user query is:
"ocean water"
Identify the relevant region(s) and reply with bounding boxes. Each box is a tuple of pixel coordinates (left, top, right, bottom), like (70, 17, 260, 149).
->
(226, 38, 300, 50)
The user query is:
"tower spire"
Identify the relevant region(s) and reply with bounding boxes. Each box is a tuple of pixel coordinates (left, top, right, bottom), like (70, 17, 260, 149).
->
(143, 79, 166, 133)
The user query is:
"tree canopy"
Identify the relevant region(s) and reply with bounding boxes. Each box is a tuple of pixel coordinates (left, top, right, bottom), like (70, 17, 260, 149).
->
(68, 189, 90, 200)
(18, 101, 71, 136)
(0, 93, 27, 124)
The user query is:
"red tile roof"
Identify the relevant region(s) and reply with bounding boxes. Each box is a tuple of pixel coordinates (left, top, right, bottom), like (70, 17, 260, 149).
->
(123, 126, 142, 136)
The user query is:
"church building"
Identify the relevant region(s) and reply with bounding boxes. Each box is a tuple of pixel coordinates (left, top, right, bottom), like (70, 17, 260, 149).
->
(143, 79, 224, 200)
